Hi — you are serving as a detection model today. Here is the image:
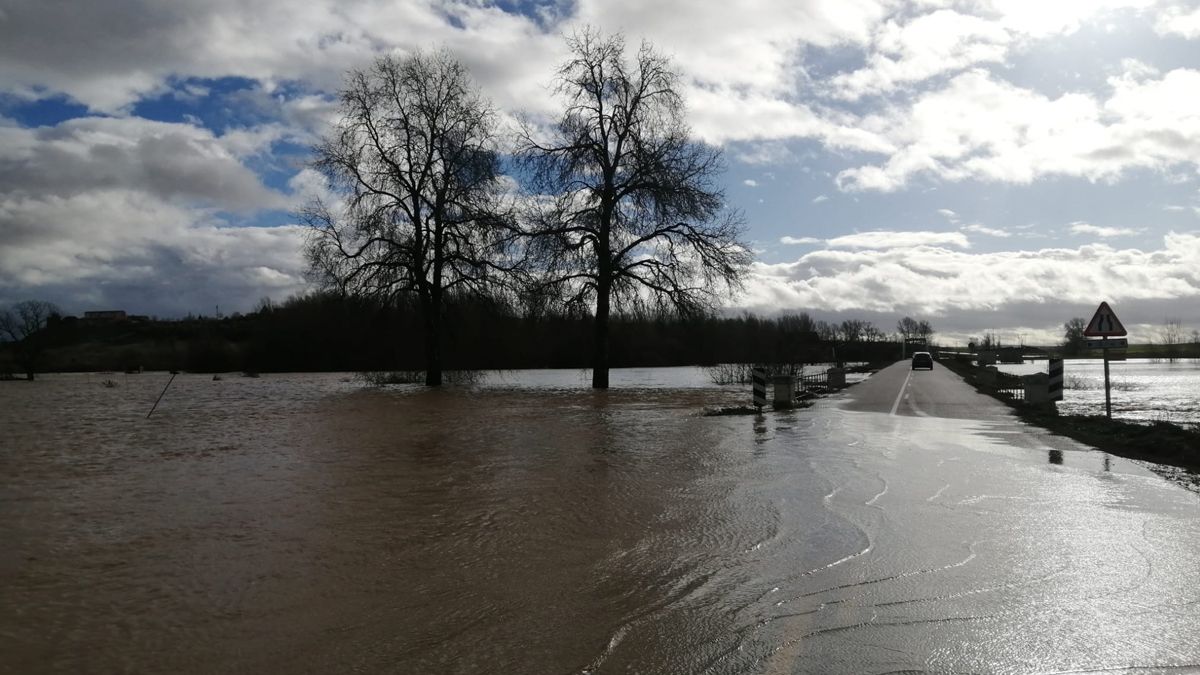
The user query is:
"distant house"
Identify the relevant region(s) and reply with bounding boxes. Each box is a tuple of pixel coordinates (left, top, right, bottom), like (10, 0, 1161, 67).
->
(83, 310, 127, 321)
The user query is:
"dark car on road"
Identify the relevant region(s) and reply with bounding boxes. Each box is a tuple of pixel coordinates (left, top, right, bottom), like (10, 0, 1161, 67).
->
(911, 351, 934, 370)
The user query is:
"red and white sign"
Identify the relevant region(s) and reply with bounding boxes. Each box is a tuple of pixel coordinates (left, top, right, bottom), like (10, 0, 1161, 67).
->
(1083, 301, 1127, 337)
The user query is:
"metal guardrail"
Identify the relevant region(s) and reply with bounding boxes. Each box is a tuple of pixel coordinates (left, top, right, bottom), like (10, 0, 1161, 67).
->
(992, 371, 1025, 401)
(797, 371, 829, 392)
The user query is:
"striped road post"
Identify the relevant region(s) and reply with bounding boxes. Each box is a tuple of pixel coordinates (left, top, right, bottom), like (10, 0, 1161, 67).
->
(752, 368, 768, 410)
(1048, 358, 1064, 402)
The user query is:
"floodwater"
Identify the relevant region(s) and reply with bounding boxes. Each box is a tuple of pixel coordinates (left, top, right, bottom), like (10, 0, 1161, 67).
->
(3, 369, 1200, 673)
(1000, 358, 1200, 427)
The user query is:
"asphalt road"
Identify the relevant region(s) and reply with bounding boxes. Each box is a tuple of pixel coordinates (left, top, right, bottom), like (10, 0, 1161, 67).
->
(847, 358, 1017, 420)
(750, 360, 1200, 672)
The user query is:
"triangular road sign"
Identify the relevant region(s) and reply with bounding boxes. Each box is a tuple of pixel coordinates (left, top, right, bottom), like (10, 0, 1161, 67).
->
(1083, 301, 1127, 337)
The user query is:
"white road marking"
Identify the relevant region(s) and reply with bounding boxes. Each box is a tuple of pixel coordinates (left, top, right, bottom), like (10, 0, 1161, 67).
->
(890, 370, 913, 417)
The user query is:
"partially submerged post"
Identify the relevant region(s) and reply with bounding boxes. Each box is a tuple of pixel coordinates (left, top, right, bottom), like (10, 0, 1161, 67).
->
(773, 375, 795, 409)
(827, 367, 846, 390)
(146, 372, 177, 419)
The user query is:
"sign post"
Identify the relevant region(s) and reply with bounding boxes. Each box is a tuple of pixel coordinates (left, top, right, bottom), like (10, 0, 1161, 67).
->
(1082, 302, 1127, 419)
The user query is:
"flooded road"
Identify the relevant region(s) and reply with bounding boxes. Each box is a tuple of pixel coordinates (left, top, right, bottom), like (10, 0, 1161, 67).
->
(3, 367, 1199, 673)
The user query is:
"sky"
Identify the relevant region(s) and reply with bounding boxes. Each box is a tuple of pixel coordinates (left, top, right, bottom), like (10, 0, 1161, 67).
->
(1, 0, 1199, 345)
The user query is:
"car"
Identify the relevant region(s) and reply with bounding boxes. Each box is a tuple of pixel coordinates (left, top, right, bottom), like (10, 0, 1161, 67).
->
(911, 351, 934, 370)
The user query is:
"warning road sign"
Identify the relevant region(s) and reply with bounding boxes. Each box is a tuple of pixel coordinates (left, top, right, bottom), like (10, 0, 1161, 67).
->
(1083, 301, 1127, 337)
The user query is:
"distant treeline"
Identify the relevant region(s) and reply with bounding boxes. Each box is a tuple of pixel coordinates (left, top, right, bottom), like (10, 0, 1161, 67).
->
(4, 293, 907, 374)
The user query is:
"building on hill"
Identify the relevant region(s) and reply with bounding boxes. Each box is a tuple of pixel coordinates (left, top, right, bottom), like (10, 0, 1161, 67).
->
(83, 310, 127, 321)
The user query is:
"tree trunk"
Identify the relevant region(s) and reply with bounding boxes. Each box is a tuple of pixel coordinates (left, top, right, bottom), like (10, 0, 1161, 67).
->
(592, 280, 610, 389)
(420, 291, 443, 387)
(424, 322, 442, 386)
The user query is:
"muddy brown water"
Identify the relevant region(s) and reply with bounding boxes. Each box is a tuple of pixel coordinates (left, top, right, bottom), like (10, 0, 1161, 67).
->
(3, 371, 1199, 673)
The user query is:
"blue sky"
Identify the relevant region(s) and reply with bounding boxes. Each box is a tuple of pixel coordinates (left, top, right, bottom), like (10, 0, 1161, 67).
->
(1, 0, 1199, 344)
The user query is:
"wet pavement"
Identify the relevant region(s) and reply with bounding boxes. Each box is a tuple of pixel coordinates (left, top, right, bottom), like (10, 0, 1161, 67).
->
(2, 367, 1198, 673)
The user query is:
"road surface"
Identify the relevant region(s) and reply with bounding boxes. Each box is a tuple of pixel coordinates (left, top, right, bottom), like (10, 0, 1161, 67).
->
(746, 360, 1200, 672)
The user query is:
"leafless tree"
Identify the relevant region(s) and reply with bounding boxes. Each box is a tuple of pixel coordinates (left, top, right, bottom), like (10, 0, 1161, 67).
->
(861, 323, 887, 342)
(0, 300, 61, 380)
(897, 316, 935, 344)
(304, 50, 514, 386)
(1157, 317, 1184, 363)
(518, 29, 751, 388)
(839, 319, 881, 343)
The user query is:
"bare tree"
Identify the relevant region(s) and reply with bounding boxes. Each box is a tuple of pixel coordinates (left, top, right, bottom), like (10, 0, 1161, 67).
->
(1061, 317, 1087, 356)
(839, 319, 879, 343)
(897, 316, 934, 343)
(0, 300, 61, 380)
(1158, 317, 1184, 363)
(304, 50, 512, 386)
(519, 29, 751, 388)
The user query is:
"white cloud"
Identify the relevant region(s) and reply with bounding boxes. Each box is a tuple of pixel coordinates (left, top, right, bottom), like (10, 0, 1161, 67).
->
(826, 230, 970, 249)
(780, 236, 822, 245)
(0, 115, 306, 315)
(0, 117, 290, 210)
(575, 0, 890, 95)
(743, 179, 759, 187)
(812, 194, 829, 203)
(837, 66, 1200, 192)
(1154, 3, 1200, 38)
(683, 85, 893, 151)
(0, 190, 308, 315)
(963, 223, 1012, 237)
(979, 0, 1159, 38)
(737, 233, 1200, 330)
(1069, 221, 1142, 237)
(830, 9, 1011, 100)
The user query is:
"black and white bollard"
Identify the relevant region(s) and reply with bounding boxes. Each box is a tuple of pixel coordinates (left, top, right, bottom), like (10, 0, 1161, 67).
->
(752, 368, 767, 410)
(1048, 358, 1063, 402)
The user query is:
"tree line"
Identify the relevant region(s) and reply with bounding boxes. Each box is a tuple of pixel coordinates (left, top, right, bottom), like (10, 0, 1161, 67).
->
(1062, 316, 1200, 360)
(0, 293, 931, 378)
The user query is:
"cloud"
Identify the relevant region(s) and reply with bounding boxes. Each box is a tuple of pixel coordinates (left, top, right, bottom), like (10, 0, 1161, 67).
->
(836, 66, 1200, 192)
(1068, 222, 1142, 237)
(0, 117, 290, 211)
(0, 1, 564, 115)
(1155, 3, 1200, 38)
(829, 9, 1011, 100)
(780, 236, 821, 245)
(0, 115, 306, 315)
(812, 194, 829, 204)
(963, 223, 1012, 237)
(743, 179, 759, 187)
(826, 230, 970, 249)
(682, 85, 893, 151)
(0, 190, 308, 315)
(737, 232, 1200, 338)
